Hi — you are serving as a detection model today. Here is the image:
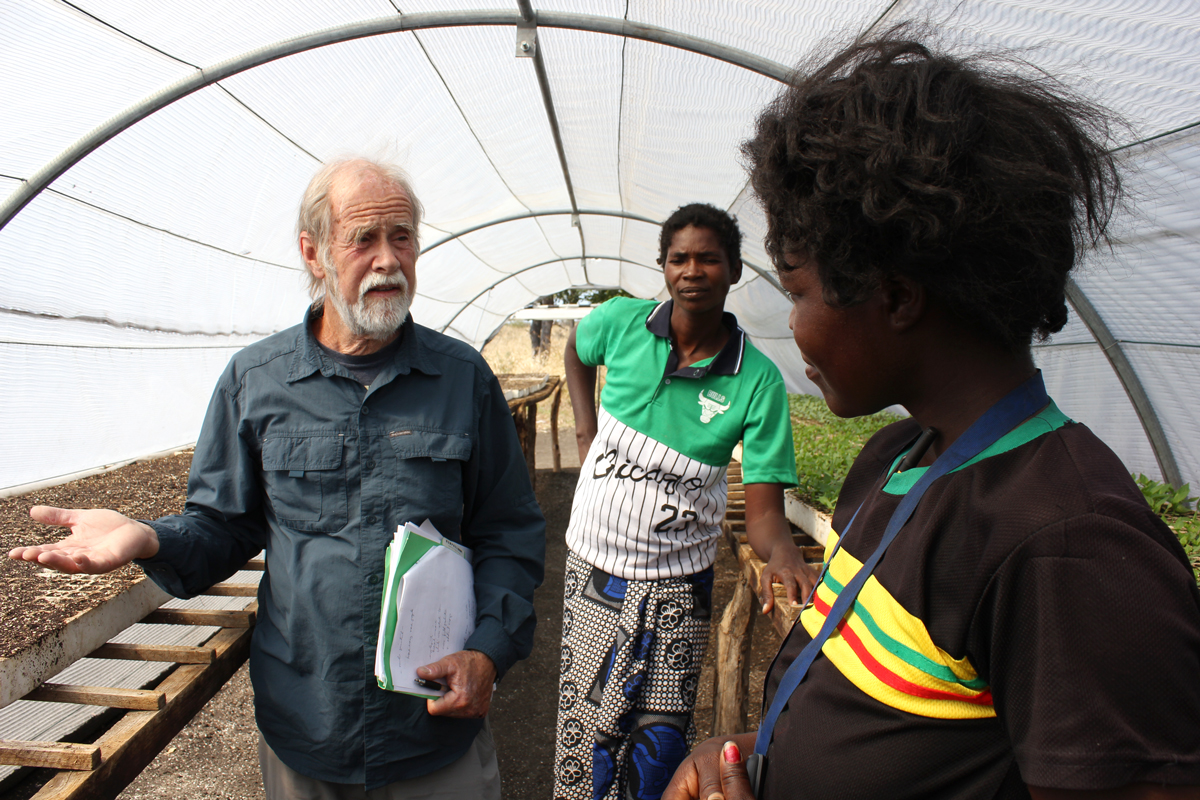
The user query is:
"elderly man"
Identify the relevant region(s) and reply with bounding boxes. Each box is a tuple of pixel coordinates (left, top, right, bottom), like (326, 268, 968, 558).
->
(10, 158, 545, 799)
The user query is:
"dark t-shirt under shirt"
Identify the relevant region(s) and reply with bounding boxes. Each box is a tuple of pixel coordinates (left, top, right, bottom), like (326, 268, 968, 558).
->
(317, 334, 402, 388)
(762, 410, 1200, 799)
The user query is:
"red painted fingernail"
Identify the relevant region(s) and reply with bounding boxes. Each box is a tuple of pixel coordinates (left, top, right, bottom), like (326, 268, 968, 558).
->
(723, 742, 740, 763)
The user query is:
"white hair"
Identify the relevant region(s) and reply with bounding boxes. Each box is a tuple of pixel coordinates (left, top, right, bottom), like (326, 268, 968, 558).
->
(297, 157, 424, 300)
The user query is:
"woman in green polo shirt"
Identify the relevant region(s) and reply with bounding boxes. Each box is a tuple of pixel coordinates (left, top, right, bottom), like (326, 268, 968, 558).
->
(552, 203, 815, 800)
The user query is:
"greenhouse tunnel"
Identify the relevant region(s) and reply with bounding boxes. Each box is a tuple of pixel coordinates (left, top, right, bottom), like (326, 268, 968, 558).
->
(1, 0, 1198, 497)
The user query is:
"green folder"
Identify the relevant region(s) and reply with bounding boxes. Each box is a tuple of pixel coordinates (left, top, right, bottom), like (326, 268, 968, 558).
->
(374, 521, 472, 698)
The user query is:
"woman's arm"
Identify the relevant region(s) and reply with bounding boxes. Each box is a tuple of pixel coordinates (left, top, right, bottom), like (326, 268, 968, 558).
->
(564, 325, 598, 466)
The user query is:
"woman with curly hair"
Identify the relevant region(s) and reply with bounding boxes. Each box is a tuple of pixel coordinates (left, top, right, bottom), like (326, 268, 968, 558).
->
(666, 30, 1200, 800)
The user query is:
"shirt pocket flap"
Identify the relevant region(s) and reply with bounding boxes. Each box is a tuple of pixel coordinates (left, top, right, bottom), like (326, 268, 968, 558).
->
(262, 435, 345, 471)
(387, 429, 472, 461)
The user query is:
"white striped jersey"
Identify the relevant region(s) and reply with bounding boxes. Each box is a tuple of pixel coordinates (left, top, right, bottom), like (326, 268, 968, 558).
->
(565, 297, 796, 579)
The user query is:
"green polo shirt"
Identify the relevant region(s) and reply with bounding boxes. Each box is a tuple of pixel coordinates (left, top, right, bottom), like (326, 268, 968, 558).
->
(577, 296, 796, 483)
(566, 297, 796, 579)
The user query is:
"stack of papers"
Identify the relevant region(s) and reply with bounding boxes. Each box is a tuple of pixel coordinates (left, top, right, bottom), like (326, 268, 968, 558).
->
(374, 520, 475, 699)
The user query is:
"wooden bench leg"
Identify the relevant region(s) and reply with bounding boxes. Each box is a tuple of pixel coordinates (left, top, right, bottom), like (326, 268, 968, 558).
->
(523, 403, 537, 491)
(549, 382, 563, 472)
(713, 574, 757, 736)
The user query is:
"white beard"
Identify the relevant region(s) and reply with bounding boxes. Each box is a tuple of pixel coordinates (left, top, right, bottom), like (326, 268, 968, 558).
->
(321, 254, 412, 339)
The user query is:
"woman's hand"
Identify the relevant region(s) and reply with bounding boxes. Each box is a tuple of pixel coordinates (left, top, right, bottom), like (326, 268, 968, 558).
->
(759, 541, 818, 615)
(664, 733, 758, 800)
(744, 483, 819, 614)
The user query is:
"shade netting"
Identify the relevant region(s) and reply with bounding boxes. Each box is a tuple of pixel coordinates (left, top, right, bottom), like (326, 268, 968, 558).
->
(2, 0, 1197, 493)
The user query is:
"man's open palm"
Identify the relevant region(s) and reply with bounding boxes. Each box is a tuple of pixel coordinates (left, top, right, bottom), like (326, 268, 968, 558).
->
(8, 506, 158, 574)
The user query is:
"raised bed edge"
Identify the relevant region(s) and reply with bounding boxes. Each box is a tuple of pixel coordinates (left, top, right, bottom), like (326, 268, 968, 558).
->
(0, 578, 170, 709)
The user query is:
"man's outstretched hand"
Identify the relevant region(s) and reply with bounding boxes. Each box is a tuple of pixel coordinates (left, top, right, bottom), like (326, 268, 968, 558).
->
(419, 649, 497, 718)
(8, 506, 159, 574)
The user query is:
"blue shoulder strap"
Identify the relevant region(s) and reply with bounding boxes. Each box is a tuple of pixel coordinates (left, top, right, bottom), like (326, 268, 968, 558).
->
(754, 371, 1049, 757)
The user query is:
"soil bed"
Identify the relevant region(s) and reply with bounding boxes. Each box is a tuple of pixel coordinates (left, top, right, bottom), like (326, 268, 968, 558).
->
(0, 452, 193, 660)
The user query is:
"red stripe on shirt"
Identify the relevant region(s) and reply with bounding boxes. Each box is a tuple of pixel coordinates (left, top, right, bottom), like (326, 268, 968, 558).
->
(814, 592, 994, 707)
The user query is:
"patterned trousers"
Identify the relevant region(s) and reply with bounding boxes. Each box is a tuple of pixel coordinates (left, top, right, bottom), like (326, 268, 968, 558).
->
(553, 550, 714, 800)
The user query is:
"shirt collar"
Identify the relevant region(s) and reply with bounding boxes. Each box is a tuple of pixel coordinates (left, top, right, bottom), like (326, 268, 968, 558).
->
(645, 299, 746, 378)
(289, 305, 441, 383)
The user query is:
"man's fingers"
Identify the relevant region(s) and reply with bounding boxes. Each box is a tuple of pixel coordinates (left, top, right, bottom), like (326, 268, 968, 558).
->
(420, 651, 493, 718)
(425, 692, 458, 715)
(8, 543, 83, 573)
(35, 550, 88, 574)
(425, 686, 487, 718)
(718, 741, 755, 799)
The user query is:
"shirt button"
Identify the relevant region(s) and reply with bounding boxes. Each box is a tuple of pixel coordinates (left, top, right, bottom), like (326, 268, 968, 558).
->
(364, 459, 376, 470)
(665, 378, 671, 385)
(366, 515, 379, 525)
(367, 573, 381, 585)
(361, 406, 370, 415)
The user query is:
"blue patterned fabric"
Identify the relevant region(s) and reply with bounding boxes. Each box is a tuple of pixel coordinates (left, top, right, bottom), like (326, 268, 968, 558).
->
(554, 550, 713, 800)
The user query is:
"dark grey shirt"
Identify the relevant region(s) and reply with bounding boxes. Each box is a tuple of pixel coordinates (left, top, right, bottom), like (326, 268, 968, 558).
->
(318, 335, 402, 388)
(139, 307, 545, 788)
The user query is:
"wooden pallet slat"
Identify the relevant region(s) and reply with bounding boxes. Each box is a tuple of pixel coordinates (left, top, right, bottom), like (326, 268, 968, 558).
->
(24, 684, 165, 711)
(30, 611, 255, 800)
(201, 582, 258, 597)
(0, 741, 101, 771)
(141, 608, 255, 628)
(88, 643, 216, 664)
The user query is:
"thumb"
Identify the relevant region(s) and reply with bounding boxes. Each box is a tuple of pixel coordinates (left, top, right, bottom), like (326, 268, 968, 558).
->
(30, 506, 73, 526)
(417, 657, 452, 680)
(718, 741, 755, 800)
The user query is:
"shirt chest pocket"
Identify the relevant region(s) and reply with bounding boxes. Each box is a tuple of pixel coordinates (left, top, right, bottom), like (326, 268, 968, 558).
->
(387, 429, 472, 517)
(261, 434, 348, 532)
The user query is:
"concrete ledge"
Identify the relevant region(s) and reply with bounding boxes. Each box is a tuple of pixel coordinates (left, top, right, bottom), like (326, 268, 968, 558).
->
(784, 489, 831, 547)
(0, 578, 170, 709)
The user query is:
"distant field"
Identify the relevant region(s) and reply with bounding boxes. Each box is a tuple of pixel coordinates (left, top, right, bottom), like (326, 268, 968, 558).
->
(482, 321, 592, 432)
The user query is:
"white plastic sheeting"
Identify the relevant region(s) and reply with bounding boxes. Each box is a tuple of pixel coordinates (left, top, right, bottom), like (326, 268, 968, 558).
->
(1, 0, 1198, 493)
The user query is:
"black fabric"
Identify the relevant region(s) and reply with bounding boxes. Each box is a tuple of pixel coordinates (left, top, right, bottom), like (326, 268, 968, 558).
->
(761, 419, 1200, 798)
(643, 300, 745, 379)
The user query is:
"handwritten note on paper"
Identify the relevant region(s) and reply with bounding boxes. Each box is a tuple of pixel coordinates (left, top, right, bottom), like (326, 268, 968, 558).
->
(384, 541, 475, 698)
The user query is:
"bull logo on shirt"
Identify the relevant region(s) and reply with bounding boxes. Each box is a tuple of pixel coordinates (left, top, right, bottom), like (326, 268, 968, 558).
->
(697, 391, 730, 423)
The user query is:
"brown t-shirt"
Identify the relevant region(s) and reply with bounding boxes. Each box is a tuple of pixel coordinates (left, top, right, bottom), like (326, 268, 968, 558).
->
(762, 413, 1200, 799)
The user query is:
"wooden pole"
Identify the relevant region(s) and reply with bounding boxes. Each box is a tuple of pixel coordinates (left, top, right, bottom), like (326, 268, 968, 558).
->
(24, 684, 166, 711)
(712, 576, 757, 736)
(524, 402, 538, 491)
(141, 608, 255, 628)
(549, 381, 563, 472)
